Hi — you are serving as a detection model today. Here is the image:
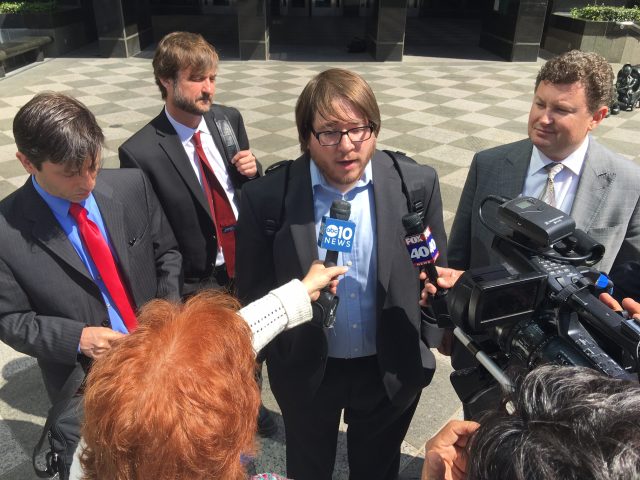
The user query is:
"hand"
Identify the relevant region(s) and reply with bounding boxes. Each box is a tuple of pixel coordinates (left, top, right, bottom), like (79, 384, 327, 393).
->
(599, 292, 640, 321)
(301, 261, 349, 302)
(422, 420, 480, 480)
(232, 150, 258, 178)
(79, 327, 125, 359)
(420, 267, 464, 307)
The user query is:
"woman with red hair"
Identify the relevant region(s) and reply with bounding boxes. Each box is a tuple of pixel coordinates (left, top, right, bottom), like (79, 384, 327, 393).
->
(79, 263, 346, 479)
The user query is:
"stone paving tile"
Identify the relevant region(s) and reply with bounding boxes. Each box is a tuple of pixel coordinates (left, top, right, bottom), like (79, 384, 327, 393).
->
(0, 48, 639, 480)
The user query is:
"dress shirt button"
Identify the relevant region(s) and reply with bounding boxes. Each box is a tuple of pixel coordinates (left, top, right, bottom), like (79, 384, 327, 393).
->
(101, 320, 110, 327)
(346, 260, 353, 267)
(352, 324, 358, 329)
(349, 293, 356, 299)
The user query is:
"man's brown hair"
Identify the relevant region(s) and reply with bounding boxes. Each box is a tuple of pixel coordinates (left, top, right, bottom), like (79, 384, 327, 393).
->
(13, 92, 103, 172)
(153, 32, 219, 99)
(295, 68, 381, 152)
(535, 50, 614, 113)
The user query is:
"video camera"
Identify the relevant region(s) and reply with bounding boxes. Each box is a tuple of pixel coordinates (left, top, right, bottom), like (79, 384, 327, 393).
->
(441, 195, 640, 417)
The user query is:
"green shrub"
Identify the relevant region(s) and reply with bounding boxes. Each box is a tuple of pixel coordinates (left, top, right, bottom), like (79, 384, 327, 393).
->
(570, 5, 640, 22)
(0, 1, 57, 13)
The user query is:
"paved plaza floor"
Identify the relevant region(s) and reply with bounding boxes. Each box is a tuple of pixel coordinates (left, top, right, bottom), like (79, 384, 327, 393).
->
(0, 43, 639, 479)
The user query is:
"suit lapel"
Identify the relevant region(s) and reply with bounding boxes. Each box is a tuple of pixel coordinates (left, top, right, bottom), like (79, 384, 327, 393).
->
(501, 139, 532, 199)
(92, 177, 132, 283)
(372, 151, 403, 296)
(154, 111, 213, 222)
(286, 154, 319, 273)
(571, 139, 615, 230)
(21, 180, 93, 282)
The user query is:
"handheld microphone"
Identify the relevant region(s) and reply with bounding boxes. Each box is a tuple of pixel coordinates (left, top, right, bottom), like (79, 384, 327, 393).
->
(402, 213, 449, 327)
(315, 199, 355, 328)
(320, 200, 352, 267)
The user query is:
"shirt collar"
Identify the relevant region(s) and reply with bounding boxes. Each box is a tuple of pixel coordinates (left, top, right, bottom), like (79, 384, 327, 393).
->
(530, 136, 589, 177)
(164, 106, 210, 145)
(310, 158, 373, 195)
(31, 176, 95, 217)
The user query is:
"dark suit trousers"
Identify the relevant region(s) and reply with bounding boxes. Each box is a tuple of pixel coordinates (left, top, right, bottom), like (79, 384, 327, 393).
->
(272, 356, 420, 480)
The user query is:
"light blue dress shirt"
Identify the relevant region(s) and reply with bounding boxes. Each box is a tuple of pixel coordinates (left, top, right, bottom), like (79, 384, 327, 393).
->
(32, 177, 129, 335)
(521, 136, 589, 214)
(310, 160, 377, 359)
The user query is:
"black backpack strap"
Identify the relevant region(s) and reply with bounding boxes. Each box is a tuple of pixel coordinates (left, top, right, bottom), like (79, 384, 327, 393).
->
(211, 105, 241, 161)
(383, 149, 426, 216)
(263, 160, 293, 237)
(32, 364, 85, 478)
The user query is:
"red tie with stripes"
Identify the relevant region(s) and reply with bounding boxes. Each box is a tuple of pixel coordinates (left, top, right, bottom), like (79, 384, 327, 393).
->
(191, 131, 237, 278)
(69, 203, 137, 331)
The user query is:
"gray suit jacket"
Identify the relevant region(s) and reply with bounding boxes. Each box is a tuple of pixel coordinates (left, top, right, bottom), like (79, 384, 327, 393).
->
(235, 151, 447, 408)
(0, 169, 182, 401)
(448, 138, 640, 274)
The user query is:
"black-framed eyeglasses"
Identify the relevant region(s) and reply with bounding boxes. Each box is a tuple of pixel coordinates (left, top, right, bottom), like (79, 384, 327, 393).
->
(311, 124, 375, 146)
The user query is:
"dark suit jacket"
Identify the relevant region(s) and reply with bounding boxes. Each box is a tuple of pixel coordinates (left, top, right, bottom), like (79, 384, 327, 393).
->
(448, 138, 640, 274)
(0, 169, 182, 402)
(235, 151, 447, 409)
(119, 105, 259, 294)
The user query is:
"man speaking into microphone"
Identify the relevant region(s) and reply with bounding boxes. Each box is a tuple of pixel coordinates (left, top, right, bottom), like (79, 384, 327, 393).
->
(235, 68, 447, 480)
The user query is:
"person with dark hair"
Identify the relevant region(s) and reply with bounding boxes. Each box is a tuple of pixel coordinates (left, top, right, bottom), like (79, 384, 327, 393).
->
(119, 31, 259, 295)
(0, 92, 183, 478)
(235, 68, 448, 480)
(421, 365, 640, 480)
(448, 50, 640, 277)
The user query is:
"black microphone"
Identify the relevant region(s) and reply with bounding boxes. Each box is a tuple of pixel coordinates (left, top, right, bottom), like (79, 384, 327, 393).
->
(402, 213, 450, 327)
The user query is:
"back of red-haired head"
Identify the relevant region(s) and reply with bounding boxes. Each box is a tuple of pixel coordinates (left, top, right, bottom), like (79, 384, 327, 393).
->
(80, 291, 259, 480)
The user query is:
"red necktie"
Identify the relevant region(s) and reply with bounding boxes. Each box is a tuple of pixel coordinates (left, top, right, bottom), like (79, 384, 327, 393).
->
(192, 131, 237, 278)
(69, 203, 137, 331)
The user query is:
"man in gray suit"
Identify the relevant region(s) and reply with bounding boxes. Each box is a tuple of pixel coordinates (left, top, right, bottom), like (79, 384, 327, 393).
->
(448, 50, 640, 275)
(0, 92, 182, 477)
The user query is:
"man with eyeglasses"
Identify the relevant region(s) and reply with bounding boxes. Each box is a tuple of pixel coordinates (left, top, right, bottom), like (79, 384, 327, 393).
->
(235, 68, 448, 480)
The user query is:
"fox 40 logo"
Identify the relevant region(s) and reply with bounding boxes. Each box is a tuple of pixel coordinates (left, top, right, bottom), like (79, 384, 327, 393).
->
(318, 217, 355, 253)
(404, 227, 439, 266)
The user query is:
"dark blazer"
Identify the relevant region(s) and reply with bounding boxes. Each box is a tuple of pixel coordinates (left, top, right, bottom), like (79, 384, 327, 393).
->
(235, 150, 447, 409)
(0, 169, 182, 401)
(448, 138, 640, 274)
(119, 105, 259, 293)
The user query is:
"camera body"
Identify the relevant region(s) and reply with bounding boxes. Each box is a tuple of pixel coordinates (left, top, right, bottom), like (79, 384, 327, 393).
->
(445, 196, 639, 416)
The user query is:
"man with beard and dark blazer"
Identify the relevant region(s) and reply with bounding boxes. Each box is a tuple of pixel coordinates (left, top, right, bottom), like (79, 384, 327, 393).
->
(235, 68, 448, 480)
(119, 31, 260, 296)
(117, 31, 276, 437)
(0, 92, 182, 478)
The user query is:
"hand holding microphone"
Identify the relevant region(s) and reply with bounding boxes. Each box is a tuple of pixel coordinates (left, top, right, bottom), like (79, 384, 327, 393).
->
(402, 213, 451, 327)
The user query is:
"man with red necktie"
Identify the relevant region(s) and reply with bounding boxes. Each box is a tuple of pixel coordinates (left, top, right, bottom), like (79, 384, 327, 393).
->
(0, 92, 182, 478)
(119, 31, 260, 296)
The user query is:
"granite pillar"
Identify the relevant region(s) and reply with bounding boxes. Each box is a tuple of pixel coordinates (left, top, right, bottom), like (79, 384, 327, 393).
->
(92, 0, 152, 58)
(237, 0, 269, 60)
(479, 0, 548, 62)
(366, 0, 407, 61)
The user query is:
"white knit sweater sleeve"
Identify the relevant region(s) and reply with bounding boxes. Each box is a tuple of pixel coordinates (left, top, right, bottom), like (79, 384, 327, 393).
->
(239, 279, 313, 353)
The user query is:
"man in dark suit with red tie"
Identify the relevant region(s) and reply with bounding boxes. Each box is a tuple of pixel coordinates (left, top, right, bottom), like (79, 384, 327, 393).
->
(0, 92, 182, 478)
(119, 31, 260, 296)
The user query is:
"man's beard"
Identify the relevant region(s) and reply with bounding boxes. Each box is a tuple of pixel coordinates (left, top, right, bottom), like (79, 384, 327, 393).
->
(173, 87, 212, 116)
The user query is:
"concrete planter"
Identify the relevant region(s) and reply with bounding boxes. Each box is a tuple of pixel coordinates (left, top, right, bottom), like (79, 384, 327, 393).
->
(544, 12, 640, 64)
(0, 7, 90, 56)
